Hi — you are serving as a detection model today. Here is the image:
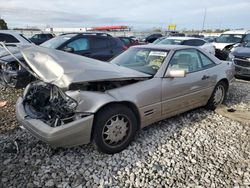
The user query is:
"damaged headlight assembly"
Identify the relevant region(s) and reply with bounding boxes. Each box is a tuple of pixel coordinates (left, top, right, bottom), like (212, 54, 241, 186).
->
(23, 81, 89, 127)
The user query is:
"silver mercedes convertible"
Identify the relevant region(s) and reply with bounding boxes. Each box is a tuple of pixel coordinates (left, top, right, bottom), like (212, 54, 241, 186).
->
(15, 44, 235, 154)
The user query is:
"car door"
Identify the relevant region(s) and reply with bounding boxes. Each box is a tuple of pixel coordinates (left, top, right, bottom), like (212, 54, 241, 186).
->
(161, 49, 212, 117)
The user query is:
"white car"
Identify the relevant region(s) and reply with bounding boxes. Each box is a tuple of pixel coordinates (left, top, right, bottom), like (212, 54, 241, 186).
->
(154, 37, 215, 55)
(212, 30, 250, 51)
(0, 30, 32, 45)
(212, 30, 250, 60)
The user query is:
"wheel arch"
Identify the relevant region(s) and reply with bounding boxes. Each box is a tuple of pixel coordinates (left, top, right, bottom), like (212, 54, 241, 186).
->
(218, 78, 229, 91)
(90, 101, 141, 141)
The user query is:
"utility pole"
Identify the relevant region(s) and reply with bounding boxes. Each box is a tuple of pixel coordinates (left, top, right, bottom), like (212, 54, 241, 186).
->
(201, 8, 207, 32)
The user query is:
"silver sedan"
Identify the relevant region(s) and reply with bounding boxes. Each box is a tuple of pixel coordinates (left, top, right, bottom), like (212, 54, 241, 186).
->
(15, 44, 235, 154)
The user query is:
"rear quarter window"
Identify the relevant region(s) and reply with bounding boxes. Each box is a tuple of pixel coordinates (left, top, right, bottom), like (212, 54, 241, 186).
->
(91, 37, 110, 49)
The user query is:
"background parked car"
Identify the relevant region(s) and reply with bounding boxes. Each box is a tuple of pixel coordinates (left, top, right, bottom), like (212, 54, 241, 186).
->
(213, 30, 250, 60)
(152, 37, 166, 44)
(0, 30, 32, 45)
(167, 31, 185, 37)
(128, 36, 139, 42)
(228, 41, 250, 78)
(0, 33, 125, 88)
(29, 33, 55, 45)
(204, 36, 217, 43)
(154, 37, 215, 55)
(187, 34, 204, 38)
(41, 32, 125, 61)
(118, 36, 142, 49)
(143, 33, 163, 43)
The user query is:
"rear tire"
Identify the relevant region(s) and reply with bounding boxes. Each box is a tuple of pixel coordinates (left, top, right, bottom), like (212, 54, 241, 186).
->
(206, 81, 227, 110)
(93, 104, 137, 154)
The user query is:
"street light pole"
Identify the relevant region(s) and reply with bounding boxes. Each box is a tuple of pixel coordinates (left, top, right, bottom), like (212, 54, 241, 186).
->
(202, 8, 207, 32)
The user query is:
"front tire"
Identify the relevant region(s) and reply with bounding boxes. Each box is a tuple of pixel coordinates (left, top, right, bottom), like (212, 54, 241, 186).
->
(93, 104, 137, 154)
(206, 81, 227, 110)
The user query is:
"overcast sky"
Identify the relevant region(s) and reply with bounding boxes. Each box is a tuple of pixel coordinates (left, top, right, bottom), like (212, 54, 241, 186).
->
(0, 0, 249, 30)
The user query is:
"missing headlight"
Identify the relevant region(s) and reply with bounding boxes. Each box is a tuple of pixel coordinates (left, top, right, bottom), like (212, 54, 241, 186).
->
(23, 82, 87, 127)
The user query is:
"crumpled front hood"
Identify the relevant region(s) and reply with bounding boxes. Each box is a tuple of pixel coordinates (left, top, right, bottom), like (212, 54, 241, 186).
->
(232, 47, 250, 57)
(21, 46, 150, 88)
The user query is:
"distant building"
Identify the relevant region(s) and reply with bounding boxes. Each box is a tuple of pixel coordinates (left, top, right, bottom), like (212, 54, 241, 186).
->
(44, 26, 130, 34)
(44, 27, 92, 33)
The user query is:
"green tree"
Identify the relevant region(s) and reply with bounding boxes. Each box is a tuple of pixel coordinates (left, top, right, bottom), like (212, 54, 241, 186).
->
(0, 19, 8, 30)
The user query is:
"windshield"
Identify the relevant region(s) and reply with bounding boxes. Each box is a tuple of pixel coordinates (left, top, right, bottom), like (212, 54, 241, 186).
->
(216, 34, 244, 43)
(244, 41, 250, 48)
(40, 34, 75, 48)
(153, 37, 166, 44)
(157, 38, 183, 45)
(110, 48, 168, 75)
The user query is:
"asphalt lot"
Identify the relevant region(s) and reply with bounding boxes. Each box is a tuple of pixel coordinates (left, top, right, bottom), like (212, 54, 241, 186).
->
(0, 79, 249, 187)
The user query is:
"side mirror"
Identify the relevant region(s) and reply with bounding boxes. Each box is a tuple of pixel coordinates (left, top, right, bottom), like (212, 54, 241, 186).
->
(165, 69, 186, 78)
(63, 47, 74, 53)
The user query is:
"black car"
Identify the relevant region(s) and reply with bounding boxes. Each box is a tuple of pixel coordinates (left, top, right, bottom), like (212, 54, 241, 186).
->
(229, 41, 250, 78)
(0, 33, 125, 88)
(42, 33, 125, 61)
(144, 33, 163, 43)
(29, 33, 55, 45)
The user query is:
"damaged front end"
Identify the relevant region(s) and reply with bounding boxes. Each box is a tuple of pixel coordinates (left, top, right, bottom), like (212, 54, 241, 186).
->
(16, 81, 94, 147)
(23, 82, 90, 127)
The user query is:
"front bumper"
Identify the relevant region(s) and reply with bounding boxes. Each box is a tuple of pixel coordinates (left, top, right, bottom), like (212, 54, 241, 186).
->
(16, 97, 94, 147)
(234, 65, 250, 78)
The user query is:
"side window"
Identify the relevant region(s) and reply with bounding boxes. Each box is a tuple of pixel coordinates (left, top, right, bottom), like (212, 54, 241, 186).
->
(91, 37, 110, 49)
(169, 49, 203, 73)
(66, 38, 90, 51)
(199, 52, 215, 68)
(194, 40, 205, 46)
(0, 34, 19, 43)
(40, 34, 47, 39)
(243, 34, 250, 42)
(182, 40, 196, 46)
(32, 34, 39, 39)
(121, 38, 131, 45)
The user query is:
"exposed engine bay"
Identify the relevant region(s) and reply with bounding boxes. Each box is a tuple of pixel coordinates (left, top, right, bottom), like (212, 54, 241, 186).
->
(23, 82, 89, 127)
(22, 79, 145, 127)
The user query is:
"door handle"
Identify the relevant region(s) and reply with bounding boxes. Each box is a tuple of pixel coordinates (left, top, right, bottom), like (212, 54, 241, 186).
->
(201, 75, 210, 80)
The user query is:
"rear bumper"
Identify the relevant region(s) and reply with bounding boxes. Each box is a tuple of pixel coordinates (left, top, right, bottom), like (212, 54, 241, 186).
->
(16, 97, 94, 147)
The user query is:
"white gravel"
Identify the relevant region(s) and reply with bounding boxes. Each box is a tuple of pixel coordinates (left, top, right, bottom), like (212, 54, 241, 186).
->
(0, 80, 250, 187)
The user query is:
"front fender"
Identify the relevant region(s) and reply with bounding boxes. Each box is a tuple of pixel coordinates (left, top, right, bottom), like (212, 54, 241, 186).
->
(66, 90, 118, 113)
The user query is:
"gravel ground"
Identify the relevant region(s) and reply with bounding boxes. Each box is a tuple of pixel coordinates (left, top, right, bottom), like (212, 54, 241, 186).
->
(0, 80, 250, 188)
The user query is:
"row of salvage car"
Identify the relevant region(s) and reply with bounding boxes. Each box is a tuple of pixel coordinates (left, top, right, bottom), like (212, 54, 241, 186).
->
(0, 30, 238, 153)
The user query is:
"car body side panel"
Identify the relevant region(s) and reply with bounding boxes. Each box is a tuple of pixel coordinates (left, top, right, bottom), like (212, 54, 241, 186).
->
(161, 70, 213, 116)
(65, 78, 162, 128)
